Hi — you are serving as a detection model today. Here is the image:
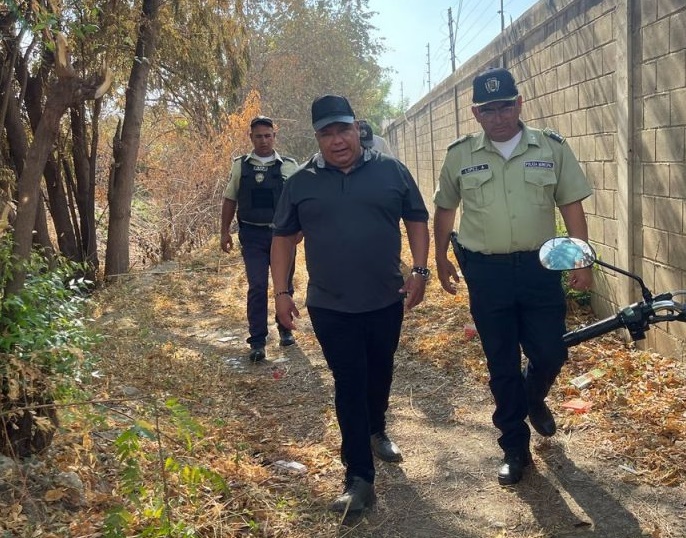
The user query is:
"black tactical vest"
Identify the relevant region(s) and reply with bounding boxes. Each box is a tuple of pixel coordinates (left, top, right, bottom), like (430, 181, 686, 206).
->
(236, 157, 286, 224)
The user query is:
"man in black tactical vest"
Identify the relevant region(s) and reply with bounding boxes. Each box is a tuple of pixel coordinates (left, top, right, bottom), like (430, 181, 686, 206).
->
(221, 116, 299, 361)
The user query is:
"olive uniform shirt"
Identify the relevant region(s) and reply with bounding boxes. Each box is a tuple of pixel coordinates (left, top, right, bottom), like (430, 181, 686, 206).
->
(223, 151, 299, 227)
(433, 122, 592, 254)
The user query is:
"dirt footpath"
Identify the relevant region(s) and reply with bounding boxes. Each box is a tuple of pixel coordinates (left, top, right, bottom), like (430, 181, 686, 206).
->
(76, 244, 685, 538)
(247, 314, 685, 538)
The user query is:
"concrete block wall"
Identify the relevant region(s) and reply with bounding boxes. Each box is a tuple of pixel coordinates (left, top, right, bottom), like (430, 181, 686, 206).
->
(634, 0, 686, 355)
(385, 0, 686, 360)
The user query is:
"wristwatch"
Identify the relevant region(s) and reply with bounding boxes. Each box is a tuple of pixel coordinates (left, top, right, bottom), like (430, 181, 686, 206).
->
(411, 266, 431, 281)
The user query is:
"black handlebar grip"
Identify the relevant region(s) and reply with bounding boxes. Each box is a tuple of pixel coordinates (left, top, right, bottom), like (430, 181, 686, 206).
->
(563, 313, 625, 347)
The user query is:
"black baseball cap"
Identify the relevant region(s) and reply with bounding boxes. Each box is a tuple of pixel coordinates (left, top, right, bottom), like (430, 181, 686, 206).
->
(472, 67, 519, 106)
(250, 115, 274, 128)
(311, 94, 355, 131)
(358, 119, 373, 143)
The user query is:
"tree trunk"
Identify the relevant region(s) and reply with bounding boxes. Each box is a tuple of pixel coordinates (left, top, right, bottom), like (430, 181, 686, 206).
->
(85, 99, 102, 274)
(4, 53, 112, 296)
(70, 105, 90, 262)
(105, 0, 161, 278)
(24, 73, 79, 260)
(4, 78, 77, 295)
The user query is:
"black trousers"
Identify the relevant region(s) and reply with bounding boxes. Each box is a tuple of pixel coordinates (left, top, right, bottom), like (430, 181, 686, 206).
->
(308, 301, 404, 483)
(462, 249, 568, 456)
(238, 223, 294, 346)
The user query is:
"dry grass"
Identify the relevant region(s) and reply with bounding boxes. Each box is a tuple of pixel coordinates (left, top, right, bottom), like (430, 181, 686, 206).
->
(1, 233, 685, 537)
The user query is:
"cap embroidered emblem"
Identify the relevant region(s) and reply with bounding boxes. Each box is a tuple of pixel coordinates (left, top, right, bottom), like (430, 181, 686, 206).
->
(255, 172, 265, 183)
(485, 77, 500, 94)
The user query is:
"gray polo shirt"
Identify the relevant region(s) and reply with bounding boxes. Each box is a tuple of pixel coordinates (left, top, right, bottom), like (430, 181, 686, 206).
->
(273, 151, 428, 313)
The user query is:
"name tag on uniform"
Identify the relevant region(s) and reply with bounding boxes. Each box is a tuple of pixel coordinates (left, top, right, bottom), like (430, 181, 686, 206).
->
(253, 165, 269, 172)
(524, 161, 554, 169)
(460, 164, 490, 175)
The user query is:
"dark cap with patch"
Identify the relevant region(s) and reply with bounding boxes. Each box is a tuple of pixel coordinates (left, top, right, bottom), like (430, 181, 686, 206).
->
(358, 119, 373, 148)
(250, 115, 274, 128)
(472, 67, 519, 106)
(311, 94, 355, 131)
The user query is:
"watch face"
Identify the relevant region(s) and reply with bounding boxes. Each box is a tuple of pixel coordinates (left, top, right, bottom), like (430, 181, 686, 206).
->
(412, 267, 430, 280)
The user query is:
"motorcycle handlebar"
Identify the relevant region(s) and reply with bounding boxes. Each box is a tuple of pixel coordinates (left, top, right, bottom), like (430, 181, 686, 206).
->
(563, 313, 626, 347)
(563, 293, 686, 347)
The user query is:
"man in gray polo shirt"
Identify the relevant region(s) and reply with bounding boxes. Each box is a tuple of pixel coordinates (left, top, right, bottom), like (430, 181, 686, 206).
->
(270, 94, 429, 513)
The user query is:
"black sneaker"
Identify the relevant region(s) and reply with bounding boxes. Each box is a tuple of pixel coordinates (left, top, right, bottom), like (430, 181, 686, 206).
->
(330, 476, 375, 513)
(248, 346, 265, 362)
(278, 329, 295, 347)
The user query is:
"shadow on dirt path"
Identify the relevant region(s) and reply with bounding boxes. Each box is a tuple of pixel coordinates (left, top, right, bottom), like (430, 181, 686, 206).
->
(74, 249, 686, 538)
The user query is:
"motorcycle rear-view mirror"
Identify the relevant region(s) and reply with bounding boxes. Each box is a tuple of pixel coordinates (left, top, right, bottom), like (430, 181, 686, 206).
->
(539, 237, 596, 271)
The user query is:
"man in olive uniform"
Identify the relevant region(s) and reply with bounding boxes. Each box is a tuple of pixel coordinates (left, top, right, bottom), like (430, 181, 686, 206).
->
(220, 116, 298, 361)
(433, 67, 593, 485)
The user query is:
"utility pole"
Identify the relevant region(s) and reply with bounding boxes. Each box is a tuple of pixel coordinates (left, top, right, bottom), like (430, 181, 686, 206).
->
(426, 43, 431, 90)
(498, 0, 506, 68)
(448, 2, 463, 73)
(499, 0, 505, 32)
(400, 82, 405, 110)
(448, 8, 456, 73)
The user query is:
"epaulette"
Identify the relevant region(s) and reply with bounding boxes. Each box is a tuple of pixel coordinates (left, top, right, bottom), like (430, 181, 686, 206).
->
(233, 154, 245, 162)
(447, 134, 472, 150)
(282, 155, 298, 164)
(543, 128, 566, 144)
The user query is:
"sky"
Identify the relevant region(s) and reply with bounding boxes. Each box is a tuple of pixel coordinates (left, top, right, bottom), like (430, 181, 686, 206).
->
(367, 0, 540, 107)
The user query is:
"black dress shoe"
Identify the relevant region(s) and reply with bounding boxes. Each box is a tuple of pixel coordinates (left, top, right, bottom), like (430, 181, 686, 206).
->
(248, 346, 265, 362)
(497, 452, 531, 486)
(330, 476, 375, 513)
(278, 329, 295, 347)
(528, 401, 557, 437)
(370, 432, 403, 462)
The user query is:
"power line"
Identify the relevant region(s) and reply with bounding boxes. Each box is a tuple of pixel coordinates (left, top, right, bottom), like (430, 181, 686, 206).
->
(455, 1, 504, 62)
(420, 0, 529, 98)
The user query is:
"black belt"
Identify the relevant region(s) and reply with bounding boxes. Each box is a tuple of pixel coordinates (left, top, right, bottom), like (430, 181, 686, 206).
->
(463, 249, 539, 264)
(238, 221, 272, 229)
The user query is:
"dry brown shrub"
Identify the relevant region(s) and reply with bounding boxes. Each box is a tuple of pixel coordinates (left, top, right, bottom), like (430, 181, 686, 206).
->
(101, 90, 271, 267)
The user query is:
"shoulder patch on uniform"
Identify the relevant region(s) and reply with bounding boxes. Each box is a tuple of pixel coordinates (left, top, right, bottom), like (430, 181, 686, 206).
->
(447, 134, 472, 150)
(543, 128, 566, 144)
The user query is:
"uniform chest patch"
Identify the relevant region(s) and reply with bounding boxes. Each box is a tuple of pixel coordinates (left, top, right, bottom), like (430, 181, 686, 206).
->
(252, 165, 270, 172)
(460, 163, 490, 175)
(524, 160, 554, 169)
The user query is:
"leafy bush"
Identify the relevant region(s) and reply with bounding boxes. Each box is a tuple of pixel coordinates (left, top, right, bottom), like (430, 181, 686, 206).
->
(104, 399, 230, 538)
(0, 236, 99, 456)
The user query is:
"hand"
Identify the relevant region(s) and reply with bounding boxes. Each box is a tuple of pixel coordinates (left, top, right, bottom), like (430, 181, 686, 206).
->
(220, 232, 233, 253)
(435, 256, 460, 295)
(568, 267, 592, 291)
(275, 294, 300, 330)
(399, 273, 426, 310)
